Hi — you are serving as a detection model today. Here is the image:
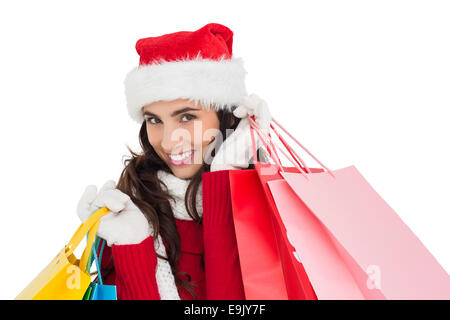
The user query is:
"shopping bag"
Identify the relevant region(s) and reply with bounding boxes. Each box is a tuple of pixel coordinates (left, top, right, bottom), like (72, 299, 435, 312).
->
(15, 207, 110, 300)
(249, 116, 450, 299)
(85, 237, 117, 300)
(82, 282, 94, 300)
(268, 178, 369, 299)
(249, 119, 362, 299)
(245, 118, 325, 299)
(229, 169, 289, 299)
(82, 236, 101, 300)
(253, 161, 320, 300)
(249, 132, 319, 299)
(228, 120, 319, 299)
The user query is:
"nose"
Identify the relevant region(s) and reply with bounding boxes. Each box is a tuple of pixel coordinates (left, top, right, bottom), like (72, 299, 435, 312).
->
(161, 126, 191, 154)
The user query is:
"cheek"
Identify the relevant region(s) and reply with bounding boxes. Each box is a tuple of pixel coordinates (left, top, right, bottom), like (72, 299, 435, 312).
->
(200, 118, 220, 147)
(146, 126, 161, 148)
(194, 123, 215, 148)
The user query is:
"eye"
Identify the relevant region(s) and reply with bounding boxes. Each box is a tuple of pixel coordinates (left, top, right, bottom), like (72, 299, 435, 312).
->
(146, 117, 161, 125)
(181, 114, 197, 122)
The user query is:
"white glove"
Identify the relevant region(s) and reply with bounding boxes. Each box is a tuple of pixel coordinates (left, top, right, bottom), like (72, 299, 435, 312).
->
(76, 180, 153, 247)
(210, 94, 272, 172)
(233, 93, 272, 136)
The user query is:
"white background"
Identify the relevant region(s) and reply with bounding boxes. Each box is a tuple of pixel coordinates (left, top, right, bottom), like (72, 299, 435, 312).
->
(1, 1, 449, 300)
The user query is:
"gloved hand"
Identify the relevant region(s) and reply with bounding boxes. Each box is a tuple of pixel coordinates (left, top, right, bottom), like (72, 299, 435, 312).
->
(233, 93, 272, 136)
(210, 94, 272, 172)
(76, 180, 153, 247)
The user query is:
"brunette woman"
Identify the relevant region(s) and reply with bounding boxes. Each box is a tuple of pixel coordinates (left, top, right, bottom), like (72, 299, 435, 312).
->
(76, 23, 271, 300)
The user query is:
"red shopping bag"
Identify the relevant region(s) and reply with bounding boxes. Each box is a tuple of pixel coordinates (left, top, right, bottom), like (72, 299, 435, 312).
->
(229, 169, 289, 299)
(244, 120, 319, 300)
(253, 162, 319, 300)
(249, 116, 450, 300)
(228, 120, 319, 299)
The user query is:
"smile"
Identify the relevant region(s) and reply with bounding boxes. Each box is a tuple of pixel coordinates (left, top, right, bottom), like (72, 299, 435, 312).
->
(168, 150, 195, 165)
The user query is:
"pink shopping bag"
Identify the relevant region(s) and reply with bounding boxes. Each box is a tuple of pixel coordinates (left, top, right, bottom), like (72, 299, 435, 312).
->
(248, 116, 450, 300)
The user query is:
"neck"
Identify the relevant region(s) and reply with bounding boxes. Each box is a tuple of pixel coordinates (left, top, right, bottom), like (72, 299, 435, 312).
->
(156, 169, 203, 220)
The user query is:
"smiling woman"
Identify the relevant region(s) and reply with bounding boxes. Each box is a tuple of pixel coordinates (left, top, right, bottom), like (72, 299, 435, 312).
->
(75, 22, 272, 300)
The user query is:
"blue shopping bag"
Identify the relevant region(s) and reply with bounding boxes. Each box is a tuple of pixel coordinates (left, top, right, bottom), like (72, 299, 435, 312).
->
(89, 237, 117, 300)
(83, 233, 117, 300)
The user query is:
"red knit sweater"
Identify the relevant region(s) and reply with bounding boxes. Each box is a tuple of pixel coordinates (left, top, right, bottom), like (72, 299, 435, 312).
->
(96, 170, 246, 300)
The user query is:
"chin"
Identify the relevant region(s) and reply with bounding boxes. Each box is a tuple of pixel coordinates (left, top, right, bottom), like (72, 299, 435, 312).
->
(169, 163, 202, 179)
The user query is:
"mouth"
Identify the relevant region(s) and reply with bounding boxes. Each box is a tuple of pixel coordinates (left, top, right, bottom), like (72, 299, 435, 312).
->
(167, 150, 195, 166)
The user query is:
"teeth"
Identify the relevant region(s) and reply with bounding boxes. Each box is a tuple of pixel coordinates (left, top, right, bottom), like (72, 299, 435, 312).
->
(169, 150, 193, 161)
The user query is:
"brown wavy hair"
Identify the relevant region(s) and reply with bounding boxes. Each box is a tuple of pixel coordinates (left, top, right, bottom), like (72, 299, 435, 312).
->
(98, 106, 264, 299)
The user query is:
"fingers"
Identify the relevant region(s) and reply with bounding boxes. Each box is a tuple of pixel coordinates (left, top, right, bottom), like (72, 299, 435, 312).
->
(247, 95, 271, 134)
(77, 184, 98, 222)
(97, 212, 117, 247)
(233, 105, 248, 118)
(97, 204, 153, 246)
(255, 105, 272, 135)
(236, 94, 271, 127)
(77, 180, 130, 225)
(243, 94, 262, 113)
(81, 185, 98, 205)
(212, 93, 272, 171)
(92, 188, 131, 213)
(99, 180, 117, 194)
(234, 94, 258, 118)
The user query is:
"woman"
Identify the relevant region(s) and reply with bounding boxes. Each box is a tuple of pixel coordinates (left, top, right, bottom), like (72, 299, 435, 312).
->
(76, 23, 272, 300)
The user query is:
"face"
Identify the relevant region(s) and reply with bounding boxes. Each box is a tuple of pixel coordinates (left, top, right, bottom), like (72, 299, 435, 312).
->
(142, 99, 220, 179)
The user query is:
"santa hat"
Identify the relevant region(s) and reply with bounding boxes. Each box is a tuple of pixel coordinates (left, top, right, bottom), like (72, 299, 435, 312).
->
(124, 23, 248, 124)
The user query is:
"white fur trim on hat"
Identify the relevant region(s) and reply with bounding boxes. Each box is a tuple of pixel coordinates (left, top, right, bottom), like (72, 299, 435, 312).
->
(124, 55, 248, 124)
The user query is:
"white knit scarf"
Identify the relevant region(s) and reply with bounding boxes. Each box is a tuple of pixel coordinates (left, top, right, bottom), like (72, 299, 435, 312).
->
(153, 169, 203, 300)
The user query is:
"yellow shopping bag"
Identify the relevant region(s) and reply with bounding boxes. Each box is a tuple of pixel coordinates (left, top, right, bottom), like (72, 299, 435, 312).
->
(15, 207, 110, 300)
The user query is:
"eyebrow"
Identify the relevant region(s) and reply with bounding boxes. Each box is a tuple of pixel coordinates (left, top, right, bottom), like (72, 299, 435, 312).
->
(143, 107, 201, 118)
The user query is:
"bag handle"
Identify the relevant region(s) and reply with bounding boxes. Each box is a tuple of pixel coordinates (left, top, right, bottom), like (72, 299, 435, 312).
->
(65, 207, 110, 263)
(86, 236, 101, 274)
(269, 122, 312, 174)
(97, 239, 106, 282)
(249, 117, 285, 172)
(270, 118, 334, 177)
(250, 116, 311, 174)
(79, 219, 100, 272)
(265, 131, 284, 170)
(90, 237, 106, 285)
(249, 116, 310, 179)
(249, 116, 335, 179)
(250, 120, 306, 175)
(249, 117, 304, 173)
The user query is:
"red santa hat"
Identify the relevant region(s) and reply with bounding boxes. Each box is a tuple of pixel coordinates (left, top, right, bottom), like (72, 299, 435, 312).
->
(124, 23, 248, 124)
